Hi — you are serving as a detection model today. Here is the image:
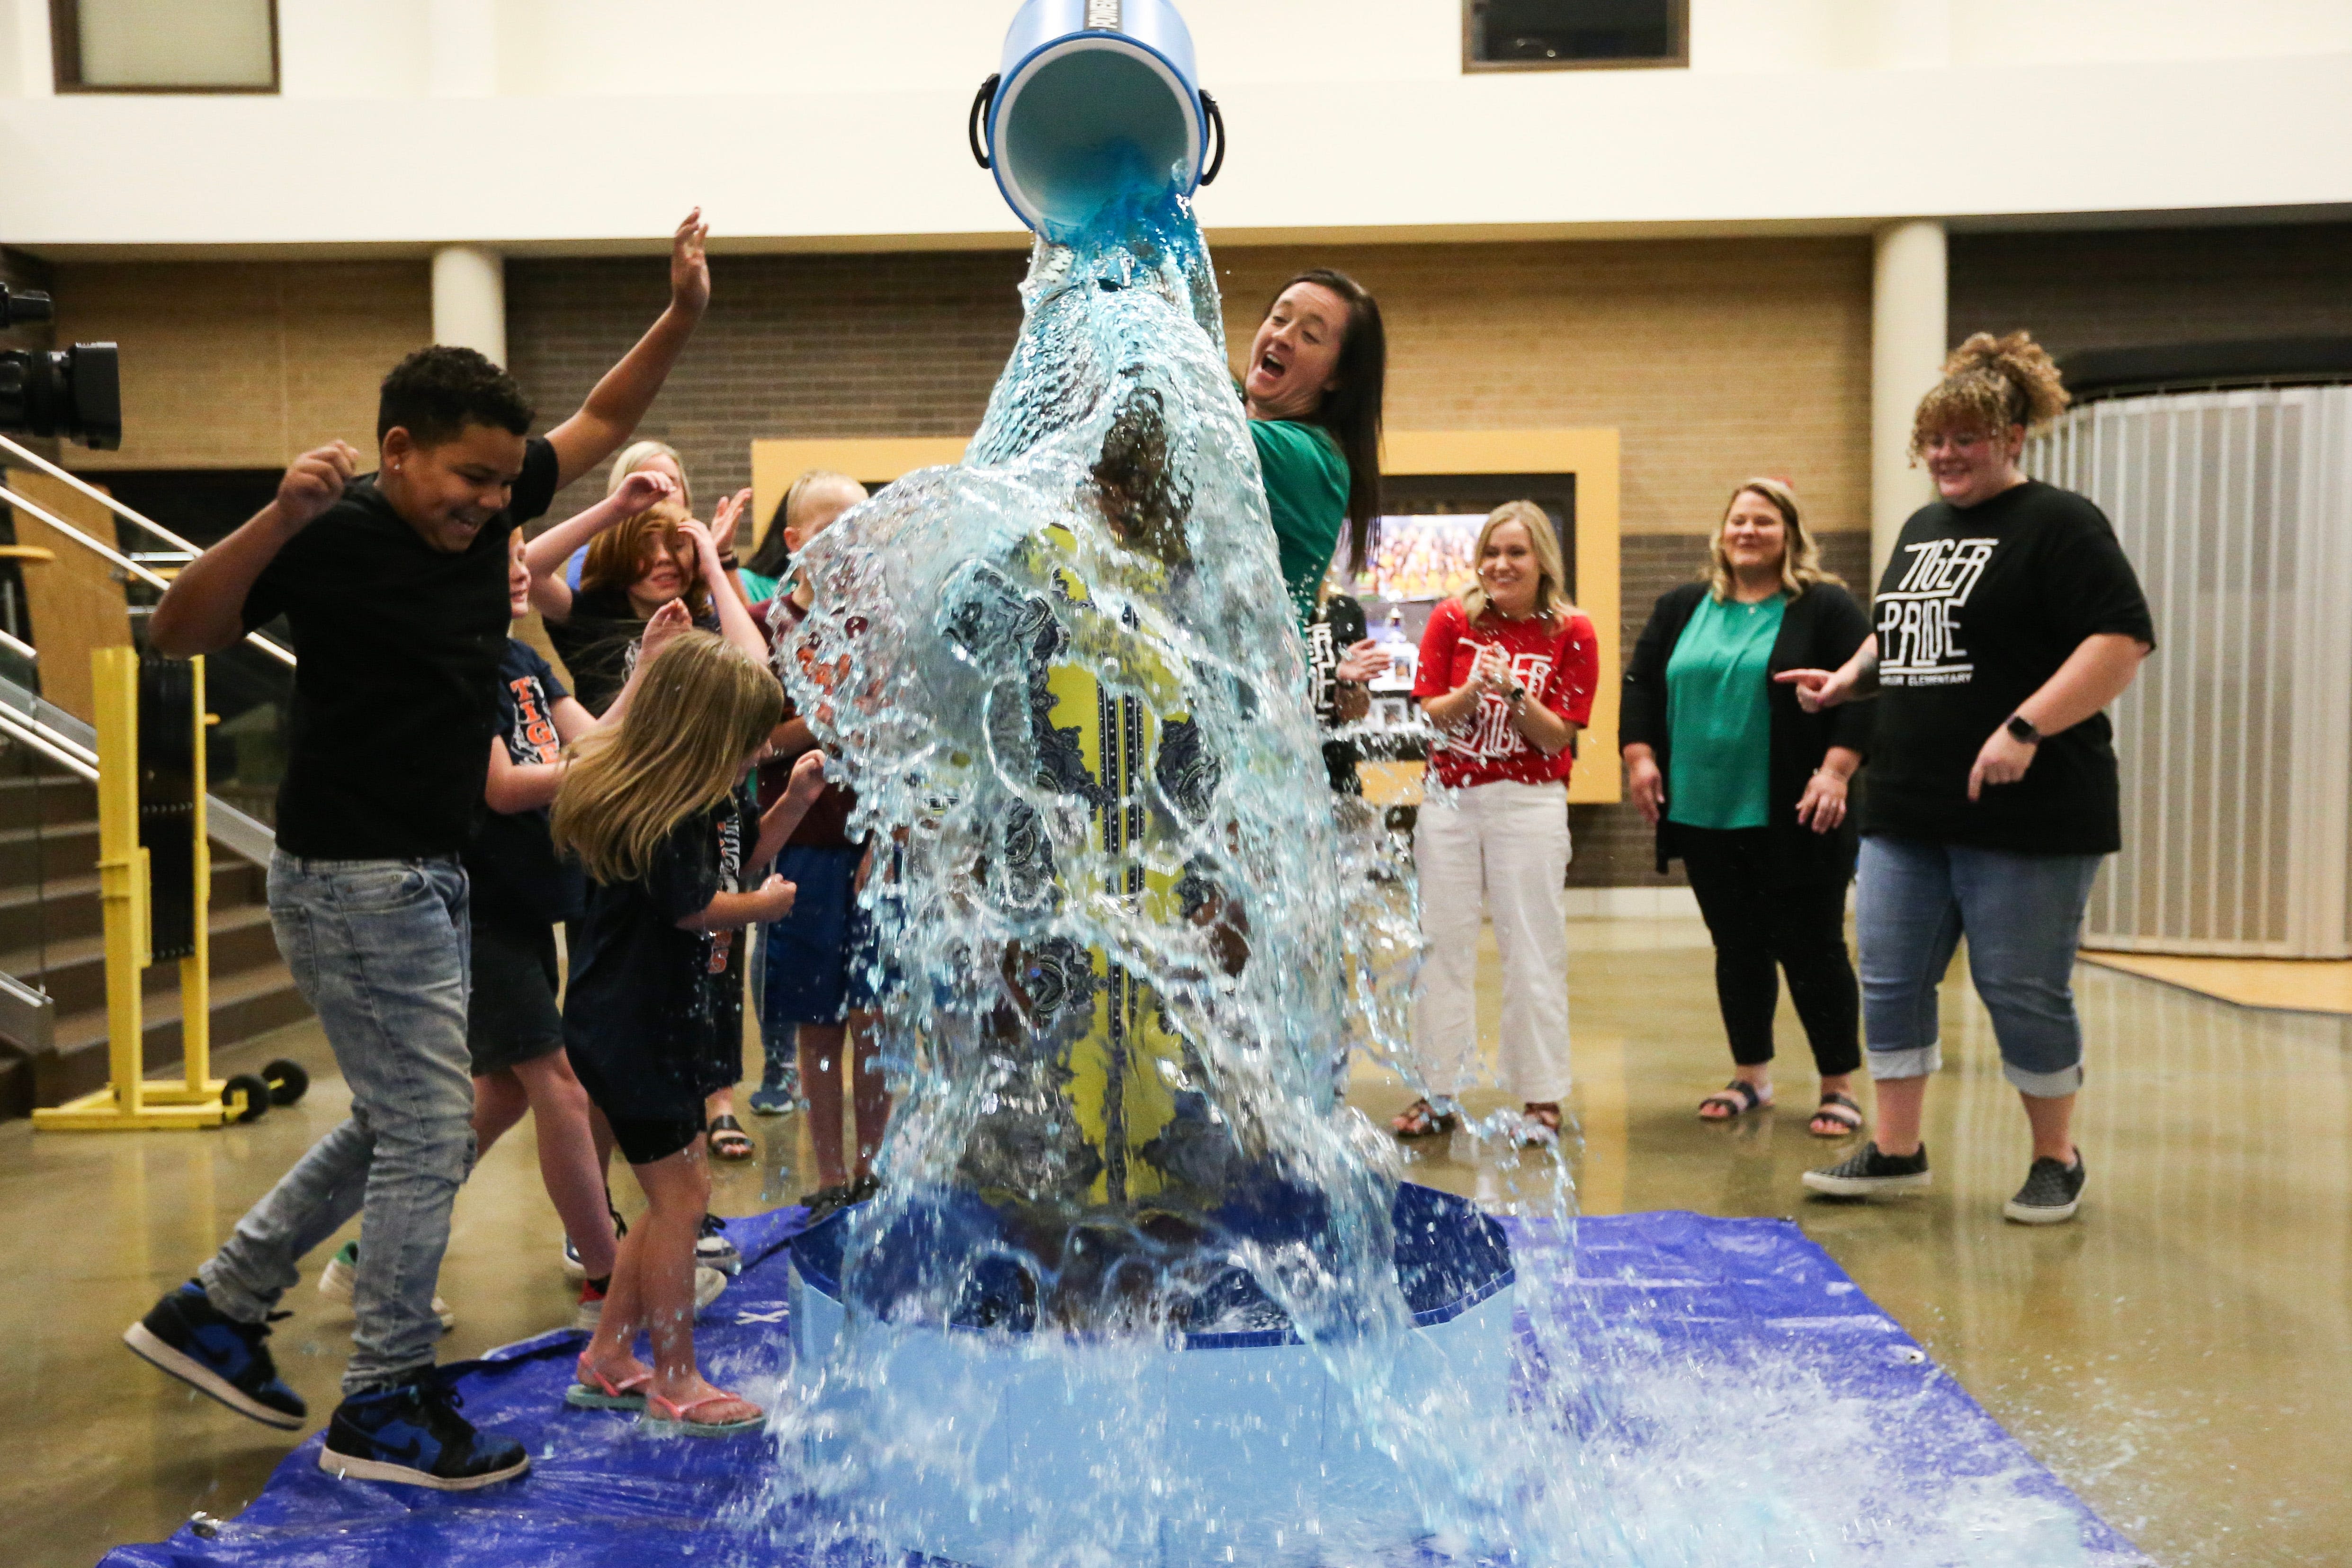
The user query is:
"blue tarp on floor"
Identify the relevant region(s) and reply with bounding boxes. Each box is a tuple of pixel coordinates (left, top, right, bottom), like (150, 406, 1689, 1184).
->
(99, 1207, 2147, 1568)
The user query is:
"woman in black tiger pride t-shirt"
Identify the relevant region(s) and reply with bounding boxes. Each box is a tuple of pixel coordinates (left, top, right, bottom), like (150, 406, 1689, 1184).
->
(1779, 332, 2153, 1226)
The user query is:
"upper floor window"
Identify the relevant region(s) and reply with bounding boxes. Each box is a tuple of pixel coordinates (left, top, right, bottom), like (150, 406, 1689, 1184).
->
(1465, 0, 1688, 71)
(53, 0, 279, 93)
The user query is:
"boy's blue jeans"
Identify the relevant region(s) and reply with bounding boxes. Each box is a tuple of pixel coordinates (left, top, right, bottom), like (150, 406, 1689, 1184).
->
(199, 854, 477, 1394)
(1856, 835, 2102, 1098)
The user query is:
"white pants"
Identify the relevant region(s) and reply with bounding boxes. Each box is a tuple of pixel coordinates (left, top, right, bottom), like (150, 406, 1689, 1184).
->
(1410, 779, 1572, 1103)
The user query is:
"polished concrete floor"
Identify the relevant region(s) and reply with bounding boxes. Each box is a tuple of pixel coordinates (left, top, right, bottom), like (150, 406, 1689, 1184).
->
(5, 918, 2347, 1567)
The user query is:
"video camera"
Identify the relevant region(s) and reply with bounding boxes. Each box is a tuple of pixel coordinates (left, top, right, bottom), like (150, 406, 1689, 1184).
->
(0, 283, 120, 449)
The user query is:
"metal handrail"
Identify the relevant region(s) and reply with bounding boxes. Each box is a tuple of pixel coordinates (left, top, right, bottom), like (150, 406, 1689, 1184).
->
(0, 431, 212, 560)
(0, 480, 295, 668)
(0, 704, 98, 782)
(0, 627, 35, 663)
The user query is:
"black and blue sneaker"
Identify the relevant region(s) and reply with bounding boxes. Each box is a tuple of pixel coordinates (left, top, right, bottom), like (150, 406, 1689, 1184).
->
(317, 1370, 529, 1490)
(123, 1280, 306, 1430)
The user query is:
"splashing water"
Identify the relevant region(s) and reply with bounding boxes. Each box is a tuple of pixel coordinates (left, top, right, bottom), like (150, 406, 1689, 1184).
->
(754, 183, 2115, 1568)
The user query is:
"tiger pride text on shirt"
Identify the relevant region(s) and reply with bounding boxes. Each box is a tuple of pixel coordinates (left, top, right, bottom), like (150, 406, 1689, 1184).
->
(1860, 481, 2155, 855)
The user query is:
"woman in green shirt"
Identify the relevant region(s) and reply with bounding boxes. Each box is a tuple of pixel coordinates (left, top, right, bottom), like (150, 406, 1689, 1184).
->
(1620, 480, 1873, 1138)
(1241, 268, 1386, 636)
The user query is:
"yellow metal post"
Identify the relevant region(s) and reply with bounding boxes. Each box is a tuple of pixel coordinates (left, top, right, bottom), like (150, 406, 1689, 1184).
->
(34, 650, 229, 1131)
(149, 653, 218, 1107)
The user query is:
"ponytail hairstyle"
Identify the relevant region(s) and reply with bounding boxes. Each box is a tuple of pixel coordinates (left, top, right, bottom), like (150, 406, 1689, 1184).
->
(550, 631, 784, 887)
(1459, 500, 1573, 627)
(579, 501, 710, 621)
(1910, 330, 2070, 456)
(1261, 269, 1386, 575)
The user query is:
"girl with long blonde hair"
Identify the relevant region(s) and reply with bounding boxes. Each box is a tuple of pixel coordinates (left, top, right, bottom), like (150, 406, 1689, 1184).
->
(552, 631, 826, 1434)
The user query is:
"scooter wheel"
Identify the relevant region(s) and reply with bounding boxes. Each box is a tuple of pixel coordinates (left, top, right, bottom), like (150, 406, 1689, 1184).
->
(224, 1073, 271, 1124)
(263, 1057, 309, 1106)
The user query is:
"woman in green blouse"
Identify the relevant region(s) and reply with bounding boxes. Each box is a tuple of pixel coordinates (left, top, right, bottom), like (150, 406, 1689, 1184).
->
(1620, 480, 1873, 1138)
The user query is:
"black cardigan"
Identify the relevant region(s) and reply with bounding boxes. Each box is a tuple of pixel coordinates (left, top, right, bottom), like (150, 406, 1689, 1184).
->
(1619, 580, 1874, 878)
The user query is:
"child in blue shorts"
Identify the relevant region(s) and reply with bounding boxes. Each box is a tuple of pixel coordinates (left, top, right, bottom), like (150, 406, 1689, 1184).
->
(744, 471, 892, 1209)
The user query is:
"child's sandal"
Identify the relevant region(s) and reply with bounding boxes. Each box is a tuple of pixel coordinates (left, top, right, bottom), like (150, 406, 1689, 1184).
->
(642, 1389, 763, 1437)
(565, 1358, 651, 1411)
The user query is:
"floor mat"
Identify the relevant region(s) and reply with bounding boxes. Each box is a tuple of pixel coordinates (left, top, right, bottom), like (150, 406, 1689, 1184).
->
(99, 1206, 2146, 1567)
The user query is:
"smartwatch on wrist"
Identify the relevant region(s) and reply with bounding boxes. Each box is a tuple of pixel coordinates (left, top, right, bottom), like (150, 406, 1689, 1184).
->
(2005, 713, 2041, 746)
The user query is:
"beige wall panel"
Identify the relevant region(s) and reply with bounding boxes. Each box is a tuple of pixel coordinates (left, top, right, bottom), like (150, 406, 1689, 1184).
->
(48, 261, 431, 472)
(5, 470, 132, 723)
(1216, 237, 1872, 536)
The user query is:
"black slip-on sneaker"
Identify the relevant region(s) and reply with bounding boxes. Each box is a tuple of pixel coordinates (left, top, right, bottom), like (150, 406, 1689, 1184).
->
(2003, 1153, 2087, 1225)
(1802, 1140, 1932, 1199)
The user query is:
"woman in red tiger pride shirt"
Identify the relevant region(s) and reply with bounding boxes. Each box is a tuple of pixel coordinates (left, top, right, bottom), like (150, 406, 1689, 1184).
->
(1394, 501, 1599, 1149)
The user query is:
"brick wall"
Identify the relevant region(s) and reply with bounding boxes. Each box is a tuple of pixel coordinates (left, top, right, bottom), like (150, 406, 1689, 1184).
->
(508, 251, 1029, 524)
(509, 235, 1876, 543)
(1949, 221, 2352, 358)
(1216, 238, 1874, 541)
(48, 261, 432, 473)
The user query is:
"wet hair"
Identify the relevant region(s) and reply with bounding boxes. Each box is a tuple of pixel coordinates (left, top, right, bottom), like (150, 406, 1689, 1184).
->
(551, 631, 783, 887)
(1911, 330, 2070, 455)
(606, 439, 694, 518)
(1705, 477, 1841, 601)
(1259, 269, 1385, 573)
(1460, 500, 1572, 626)
(579, 500, 711, 620)
(746, 469, 863, 582)
(376, 346, 532, 448)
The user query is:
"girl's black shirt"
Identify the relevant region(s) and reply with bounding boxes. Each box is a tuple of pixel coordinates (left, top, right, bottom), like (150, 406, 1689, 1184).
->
(561, 784, 751, 1121)
(1860, 480, 2155, 855)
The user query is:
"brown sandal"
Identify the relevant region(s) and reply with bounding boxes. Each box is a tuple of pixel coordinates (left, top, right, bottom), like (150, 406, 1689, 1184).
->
(1518, 1102, 1563, 1148)
(1808, 1093, 1864, 1138)
(1698, 1081, 1771, 1121)
(1391, 1098, 1458, 1140)
(706, 1115, 755, 1161)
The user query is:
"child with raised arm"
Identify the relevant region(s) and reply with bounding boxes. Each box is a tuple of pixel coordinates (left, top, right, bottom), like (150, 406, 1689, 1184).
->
(125, 211, 714, 1491)
(552, 632, 826, 1435)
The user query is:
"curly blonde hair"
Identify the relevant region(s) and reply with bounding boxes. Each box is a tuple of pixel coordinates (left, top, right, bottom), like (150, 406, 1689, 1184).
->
(1705, 477, 1842, 601)
(550, 631, 782, 887)
(1910, 330, 2070, 455)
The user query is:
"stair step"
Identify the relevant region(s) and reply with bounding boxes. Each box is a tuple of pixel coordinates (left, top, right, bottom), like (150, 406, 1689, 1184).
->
(0, 860, 268, 953)
(0, 772, 97, 830)
(0, 903, 280, 1018)
(0, 820, 102, 888)
(32, 959, 313, 1110)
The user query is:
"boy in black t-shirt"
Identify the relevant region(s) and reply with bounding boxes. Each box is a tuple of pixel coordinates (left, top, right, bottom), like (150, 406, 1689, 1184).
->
(123, 211, 715, 1491)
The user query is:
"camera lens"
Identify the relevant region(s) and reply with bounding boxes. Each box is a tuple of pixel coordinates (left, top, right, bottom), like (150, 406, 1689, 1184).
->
(0, 342, 121, 449)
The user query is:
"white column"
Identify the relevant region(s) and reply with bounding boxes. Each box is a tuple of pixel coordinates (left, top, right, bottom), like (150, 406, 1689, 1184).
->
(1876, 0, 1951, 69)
(1871, 219, 1948, 577)
(427, 0, 497, 99)
(431, 245, 507, 367)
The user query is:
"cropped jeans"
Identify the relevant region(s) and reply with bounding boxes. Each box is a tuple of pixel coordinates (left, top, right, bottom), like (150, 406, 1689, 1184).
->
(199, 853, 476, 1394)
(1855, 835, 2102, 1098)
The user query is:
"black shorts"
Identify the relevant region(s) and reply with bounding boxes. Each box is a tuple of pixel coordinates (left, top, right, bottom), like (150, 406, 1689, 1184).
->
(606, 1115, 706, 1166)
(466, 910, 565, 1077)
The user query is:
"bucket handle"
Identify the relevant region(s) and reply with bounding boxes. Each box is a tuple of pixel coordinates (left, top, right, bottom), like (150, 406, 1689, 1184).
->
(1199, 90, 1227, 186)
(968, 73, 1001, 170)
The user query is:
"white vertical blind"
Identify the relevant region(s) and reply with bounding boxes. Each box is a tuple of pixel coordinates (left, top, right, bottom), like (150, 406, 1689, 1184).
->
(2031, 387, 2352, 956)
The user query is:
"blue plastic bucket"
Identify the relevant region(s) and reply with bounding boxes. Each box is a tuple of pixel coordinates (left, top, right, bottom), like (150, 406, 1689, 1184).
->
(969, 0, 1225, 236)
